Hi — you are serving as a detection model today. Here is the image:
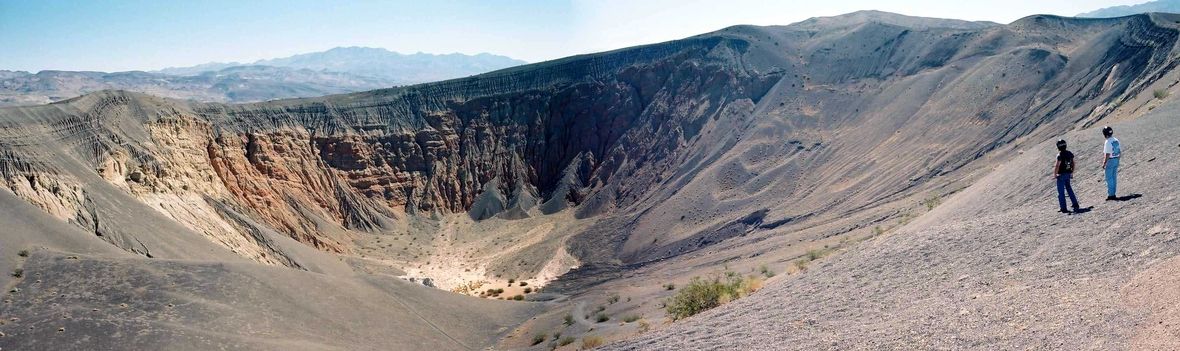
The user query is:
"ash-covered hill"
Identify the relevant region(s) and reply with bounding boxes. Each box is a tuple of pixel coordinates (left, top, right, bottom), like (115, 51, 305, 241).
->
(2, 10, 1180, 350)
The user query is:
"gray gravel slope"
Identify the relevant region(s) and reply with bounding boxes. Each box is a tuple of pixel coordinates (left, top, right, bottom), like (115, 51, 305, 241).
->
(607, 100, 1180, 350)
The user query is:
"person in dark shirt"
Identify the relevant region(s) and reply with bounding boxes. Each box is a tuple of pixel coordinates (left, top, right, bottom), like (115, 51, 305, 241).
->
(1054, 139, 1081, 213)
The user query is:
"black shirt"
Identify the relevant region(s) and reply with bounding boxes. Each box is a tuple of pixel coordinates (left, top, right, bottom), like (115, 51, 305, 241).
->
(1056, 151, 1075, 174)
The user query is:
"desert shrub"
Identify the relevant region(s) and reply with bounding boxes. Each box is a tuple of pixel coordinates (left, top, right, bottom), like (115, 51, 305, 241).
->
(638, 319, 651, 332)
(1155, 88, 1170, 100)
(606, 293, 620, 304)
(873, 226, 885, 235)
(664, 283, 676, 291)
(12, 269, 23, 278)
(595, 312, 609, 323)
(806, 249, 824, 261)
(595, 305, 605, 312)
(922, 195, 942, 210)
(623, 314, 641, 323)
(531, 333, 546, 345)
(523, 287, 532, 294)
(512, 295, 524, 301)
(563, 314, 574, 326)
(665, 272, 763, 320)
(558, 336, 576, 346)
(507, 278, 515, 285)
(759, 265, 775, 278)
(581, 335, 605, 349)
(17, 250, 28, 257)
(519, 281, 527, 286)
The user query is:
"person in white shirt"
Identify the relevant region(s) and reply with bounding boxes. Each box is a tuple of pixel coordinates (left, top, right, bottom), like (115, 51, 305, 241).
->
(1100, 126, 1122, 200)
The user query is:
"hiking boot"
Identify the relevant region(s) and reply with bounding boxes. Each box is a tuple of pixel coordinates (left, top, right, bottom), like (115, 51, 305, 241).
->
(1059, 209, 1071, 214)
(1106, 196, 1117, 201)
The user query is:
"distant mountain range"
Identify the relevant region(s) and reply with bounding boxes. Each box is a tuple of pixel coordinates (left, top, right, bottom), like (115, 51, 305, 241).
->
(159, 47, 526, 84)
(1078, 0, 1180, 17)
(0, 48, 526, 107)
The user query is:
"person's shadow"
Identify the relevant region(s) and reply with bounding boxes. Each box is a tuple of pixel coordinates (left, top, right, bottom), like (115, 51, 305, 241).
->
(1072, 206, 1094, 214)
(1111, 194, 1143, 202)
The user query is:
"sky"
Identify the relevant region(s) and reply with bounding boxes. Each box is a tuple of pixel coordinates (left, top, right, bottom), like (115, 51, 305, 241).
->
(0, 0, 1150, 72)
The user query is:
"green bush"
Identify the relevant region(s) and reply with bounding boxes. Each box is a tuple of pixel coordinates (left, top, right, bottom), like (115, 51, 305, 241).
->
(563, 314, 574, 326)
(759, 265, 775, 278)
(558, 336, 576, 346)
(595, 312, 609, 323)
(17, 250, 28, 257)
(623, 314, 641, 323)
(531, 333, 546, 345)
(1155, 88, 1169, 100)
(512, 295, 524, 301)
(664, 272, 763, 320)
(606, 293, 620, 304)
(922, 195, 942, 210)
(664, 283, 676, 291)
(11, 269, 22, 278)
(519, 281, 527, 286)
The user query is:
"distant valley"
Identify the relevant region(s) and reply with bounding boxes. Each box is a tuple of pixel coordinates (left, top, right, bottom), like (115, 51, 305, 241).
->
(0, 47, 525, 106)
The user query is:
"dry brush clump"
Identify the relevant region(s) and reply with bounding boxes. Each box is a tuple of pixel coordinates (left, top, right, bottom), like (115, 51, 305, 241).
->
(581, 335, 605, 349)
(1154, 88, 1169, 100)
(664, 271, 764, 320)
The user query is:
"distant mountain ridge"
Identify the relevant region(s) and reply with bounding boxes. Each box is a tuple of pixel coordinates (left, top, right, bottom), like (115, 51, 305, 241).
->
(0, 48, 526, 106)
(159, 47, 527, 84)
(1079, 0, 1180, 17)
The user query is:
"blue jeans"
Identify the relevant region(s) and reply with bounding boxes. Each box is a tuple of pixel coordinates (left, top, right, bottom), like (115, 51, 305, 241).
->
(1105, 157, 1120, 197)
(1056, 173, 1079, 211)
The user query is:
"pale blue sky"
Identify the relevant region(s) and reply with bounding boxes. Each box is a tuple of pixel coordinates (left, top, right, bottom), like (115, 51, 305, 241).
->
(0, 0, 1148, 72)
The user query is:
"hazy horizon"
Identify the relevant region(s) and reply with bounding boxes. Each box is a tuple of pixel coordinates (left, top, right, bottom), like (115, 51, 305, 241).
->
(0, 0, 1151, 73)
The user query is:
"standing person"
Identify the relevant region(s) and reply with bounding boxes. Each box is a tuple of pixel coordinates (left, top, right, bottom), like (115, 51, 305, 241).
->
(1101, 126, 1122, 200)
(1054, 139, 1080, 213)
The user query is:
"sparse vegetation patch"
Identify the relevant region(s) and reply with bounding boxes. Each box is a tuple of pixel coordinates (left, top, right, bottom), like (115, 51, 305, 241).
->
(665, 272, 764, 320)
(581, 335, 604, 349)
